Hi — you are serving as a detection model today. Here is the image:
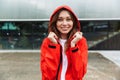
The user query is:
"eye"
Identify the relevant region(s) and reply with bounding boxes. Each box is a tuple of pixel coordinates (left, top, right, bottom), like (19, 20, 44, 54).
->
(57, 18, 63, 21)
(66, 18, 72, 21)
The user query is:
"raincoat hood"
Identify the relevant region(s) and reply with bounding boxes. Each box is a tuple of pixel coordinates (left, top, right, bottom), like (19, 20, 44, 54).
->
(50, 5, 81, 31)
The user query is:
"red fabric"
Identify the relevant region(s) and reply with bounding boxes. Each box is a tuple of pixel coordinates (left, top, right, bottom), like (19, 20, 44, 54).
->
(40, 5, 88, 80)
(40, 37, 88, 80)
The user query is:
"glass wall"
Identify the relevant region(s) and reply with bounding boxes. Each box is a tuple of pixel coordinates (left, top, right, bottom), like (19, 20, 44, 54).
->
(81, 20, 120, 50)
(0, 21, 48, 50)
(0, 20, 120, 50)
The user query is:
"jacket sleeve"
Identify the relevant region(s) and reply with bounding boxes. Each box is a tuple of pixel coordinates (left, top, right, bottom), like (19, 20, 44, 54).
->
(40, 38, 61, 80)
(70, 37, 88, 79)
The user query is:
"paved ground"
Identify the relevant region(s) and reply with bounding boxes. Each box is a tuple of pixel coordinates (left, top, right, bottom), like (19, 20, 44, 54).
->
(84, 52, 120, 80)
(0, 53, 40, 80)
(95, 51, 120, 66)
(0, 52, 120, 80)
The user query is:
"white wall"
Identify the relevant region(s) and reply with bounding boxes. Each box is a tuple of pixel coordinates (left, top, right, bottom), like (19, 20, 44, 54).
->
(0, 0, 120, 19)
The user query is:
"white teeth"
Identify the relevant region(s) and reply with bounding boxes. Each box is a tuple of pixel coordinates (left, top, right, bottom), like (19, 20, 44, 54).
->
(61, 27, 68, 29)
(62, 28, 68, 30)
(62, 28, 68, 29)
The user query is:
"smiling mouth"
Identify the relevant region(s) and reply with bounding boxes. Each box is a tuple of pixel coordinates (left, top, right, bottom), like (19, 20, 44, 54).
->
(61, 27, 69, 30)
(61, 29, 68, 31)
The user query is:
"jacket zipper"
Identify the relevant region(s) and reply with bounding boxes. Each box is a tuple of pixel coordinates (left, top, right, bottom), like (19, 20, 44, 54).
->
(56, 45, 62, 80)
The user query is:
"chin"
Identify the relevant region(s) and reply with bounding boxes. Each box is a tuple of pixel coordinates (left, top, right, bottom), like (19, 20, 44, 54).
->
(61, 31, 69, 34)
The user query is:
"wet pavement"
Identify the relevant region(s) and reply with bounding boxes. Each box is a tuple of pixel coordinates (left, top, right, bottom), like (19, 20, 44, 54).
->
(94, 50, 120, 66)
(0, 51, 120, 80)
(0, 53, 40, 80)
(84, 52, 120, 80)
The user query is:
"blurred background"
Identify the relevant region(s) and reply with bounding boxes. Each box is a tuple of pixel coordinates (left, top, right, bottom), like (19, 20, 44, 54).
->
(0, 0, 120, 80)
(0, 0, 120, 50)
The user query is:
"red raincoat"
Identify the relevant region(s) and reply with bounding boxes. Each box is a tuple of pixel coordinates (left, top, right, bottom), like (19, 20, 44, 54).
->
(40, 5, 88, 80)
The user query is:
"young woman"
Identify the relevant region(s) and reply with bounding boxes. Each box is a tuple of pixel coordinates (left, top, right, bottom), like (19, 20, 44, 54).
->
(40, 5, 88, 80)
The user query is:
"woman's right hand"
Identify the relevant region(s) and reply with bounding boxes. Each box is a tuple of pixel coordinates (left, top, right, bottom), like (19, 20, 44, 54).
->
(48, 32, 58, 44)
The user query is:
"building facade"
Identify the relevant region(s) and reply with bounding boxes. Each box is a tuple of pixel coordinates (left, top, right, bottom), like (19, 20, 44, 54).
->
(0, 0, 120, 50)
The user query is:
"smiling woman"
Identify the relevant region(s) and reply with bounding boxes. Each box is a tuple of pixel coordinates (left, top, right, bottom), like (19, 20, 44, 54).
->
(40, 5, 88, 80)
(56, 10, 73, 39)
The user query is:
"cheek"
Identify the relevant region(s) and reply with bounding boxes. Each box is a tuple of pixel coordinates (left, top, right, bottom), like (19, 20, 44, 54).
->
(56, 21, 61, 27)
(56, 23, 59, 29)
(56, 22, 59, 27)
(70, 22, 73, 28)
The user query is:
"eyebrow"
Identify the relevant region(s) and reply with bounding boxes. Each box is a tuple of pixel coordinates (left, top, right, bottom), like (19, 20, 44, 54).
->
(58, 16, 71, 18)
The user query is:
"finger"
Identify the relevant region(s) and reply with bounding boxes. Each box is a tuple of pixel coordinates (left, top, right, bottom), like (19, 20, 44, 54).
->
(72, 34, 76, 39)
(53, 39, 57, 44)
(80, 32, 83, 36)
(76, 32, 83, 39)
(54, 34, 58, 39)
(49, 32, 58, 44)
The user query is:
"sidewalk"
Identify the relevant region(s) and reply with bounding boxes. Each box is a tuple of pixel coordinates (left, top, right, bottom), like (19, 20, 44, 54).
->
(0, 53, 40, 80)
(84, 52, 120, 80)
(0, 52, 120, 80)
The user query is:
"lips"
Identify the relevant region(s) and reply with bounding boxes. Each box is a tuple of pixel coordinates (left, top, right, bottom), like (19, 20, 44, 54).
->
(61, 27, 69, 31)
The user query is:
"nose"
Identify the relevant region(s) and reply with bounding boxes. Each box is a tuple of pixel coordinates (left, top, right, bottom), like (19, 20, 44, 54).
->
(62, 20, 67, 25)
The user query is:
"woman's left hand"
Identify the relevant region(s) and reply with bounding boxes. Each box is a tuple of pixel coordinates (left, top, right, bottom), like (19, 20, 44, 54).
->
(71, 32, 83, 47)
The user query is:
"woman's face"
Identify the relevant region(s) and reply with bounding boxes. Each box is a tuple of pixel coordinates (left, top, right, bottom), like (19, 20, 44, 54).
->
(56, 10, 73, 39)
